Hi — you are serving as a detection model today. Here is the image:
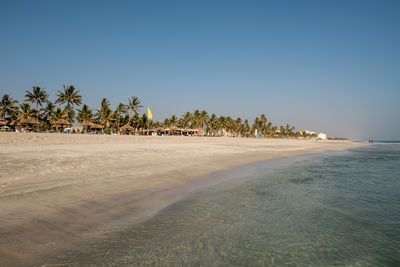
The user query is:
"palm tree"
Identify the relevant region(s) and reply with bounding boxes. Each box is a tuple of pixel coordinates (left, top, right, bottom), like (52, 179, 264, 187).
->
(0, 94, 18, 119)
(41, 102, 56, 130)
(182, 112, 192, 128)
(96, 98, 114, 132)
(163, 118, 171, 128)
(169, 115, 178, 127)
(208, 114, 218, 136)
(224, 116, 235, 136)
(127, 96, 143, 120)
(18, 103, 37, 120)
(140, 113, 148, 130)
(41, 102, 55, 121)
(199, 110, 209, 130)
(53, 107, 68, 121)
(260, 114, 267, 136)
(235, 117, 243, 137)
(285, 123, 295, 137)
(271, 126, 278, 138)
(63, 105, 76, 123)
(76, 104, 93, 123)
(266, 122, 272, 137)
(217, 116, 226, 136)
(101, 108, 114, 132)
(131, 113, 140, 129)
(55, 85, 82, 121)
(115, 103, 128, 133)
(280, 125, 286, 138)
(192, 110, 201, 128)
(96, 98, 110, 121)
(98, 98, 111, 114)
(252, 117, 260, 135)
(243, 119, 250, 136)
(25, 87, 49, 124)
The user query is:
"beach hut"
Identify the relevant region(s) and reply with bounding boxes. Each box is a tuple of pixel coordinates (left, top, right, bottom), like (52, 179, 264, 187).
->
(52, 119, 72, 132)
(17, 117, 40, 131)
(80, 121, 92, 127)
(90, 123, 103, 129)
(80, 121, 93, 133)
(90, 123, 104, 133)
(120, 124, 135, 134)
(166, 126, 182, 136)
(153, 127, 165, 135)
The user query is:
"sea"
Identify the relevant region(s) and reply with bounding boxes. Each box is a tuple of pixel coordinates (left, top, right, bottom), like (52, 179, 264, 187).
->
(44, 142, 400, 266)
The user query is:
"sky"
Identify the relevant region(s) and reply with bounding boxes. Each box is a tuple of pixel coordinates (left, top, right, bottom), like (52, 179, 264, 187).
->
(0, 0, 399, 140)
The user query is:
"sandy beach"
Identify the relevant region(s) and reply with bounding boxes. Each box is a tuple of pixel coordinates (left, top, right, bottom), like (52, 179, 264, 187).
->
(0, 133, 365, 266)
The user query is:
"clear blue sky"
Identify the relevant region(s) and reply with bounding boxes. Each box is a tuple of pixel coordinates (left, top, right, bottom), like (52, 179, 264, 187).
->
(1, 0, 399, 140)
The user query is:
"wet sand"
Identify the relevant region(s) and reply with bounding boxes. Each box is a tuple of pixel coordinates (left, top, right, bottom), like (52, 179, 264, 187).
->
(0, 133, 365, 266)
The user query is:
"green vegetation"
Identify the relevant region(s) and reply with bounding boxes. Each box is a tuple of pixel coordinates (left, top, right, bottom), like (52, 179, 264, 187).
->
(0, 86, 317, 138)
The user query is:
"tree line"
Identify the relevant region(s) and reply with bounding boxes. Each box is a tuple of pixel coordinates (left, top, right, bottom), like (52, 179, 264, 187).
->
(0, 85, 315, 138)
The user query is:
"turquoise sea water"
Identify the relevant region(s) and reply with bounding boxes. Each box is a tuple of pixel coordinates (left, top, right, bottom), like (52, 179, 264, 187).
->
(45, 143, 400, 266)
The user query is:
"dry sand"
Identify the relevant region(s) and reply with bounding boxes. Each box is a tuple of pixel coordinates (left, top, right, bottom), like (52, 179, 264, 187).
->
(0, 133, 365, 266)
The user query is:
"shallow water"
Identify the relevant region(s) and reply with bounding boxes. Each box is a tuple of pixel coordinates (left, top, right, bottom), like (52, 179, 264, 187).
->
(44, 143, 400, 266)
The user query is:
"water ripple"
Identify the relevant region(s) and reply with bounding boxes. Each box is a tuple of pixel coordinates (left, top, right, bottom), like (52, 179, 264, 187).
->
(43, 145, 400, 266)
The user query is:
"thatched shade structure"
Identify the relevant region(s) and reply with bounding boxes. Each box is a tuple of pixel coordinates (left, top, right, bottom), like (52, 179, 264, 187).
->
(80, 121, 93, 133)
(80, 121, 92, 127)
(18, 117, 40, 127)
(154, 127, 164, 131)
(90, 123, 104, 129)
(0, 118, 7, 126)
(52, 119, 72, 131)
(120, 124, 135, 132)
(53, 119, 72, 126)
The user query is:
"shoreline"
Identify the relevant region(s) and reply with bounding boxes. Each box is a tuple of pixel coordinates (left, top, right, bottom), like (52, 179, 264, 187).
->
(0, 133, 367, 266)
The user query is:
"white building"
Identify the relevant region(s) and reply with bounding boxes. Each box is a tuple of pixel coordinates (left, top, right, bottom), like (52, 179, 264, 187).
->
(317, 133, 327, 140)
